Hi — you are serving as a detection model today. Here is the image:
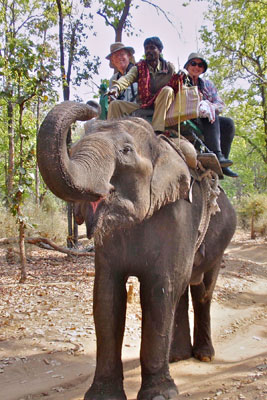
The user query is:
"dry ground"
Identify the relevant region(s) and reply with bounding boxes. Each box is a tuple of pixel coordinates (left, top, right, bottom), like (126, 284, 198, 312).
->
(0, 230, 266, 400)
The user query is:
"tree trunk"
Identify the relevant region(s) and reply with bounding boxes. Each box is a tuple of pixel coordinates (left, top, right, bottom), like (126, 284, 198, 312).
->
(35, 97, 40, 204)
(56, 0, 69, 101)
(7, 100, 15, 195)
(18, 219, 27, 283)
(115, 0, 131, 41)
(67, 202, 74, 248)
(56, 0, 78, 247)
(250, 213, 256, 240)
(18, 104, 27, 282)
(67, 203, 78, 248)
(258, 60, 267, 163)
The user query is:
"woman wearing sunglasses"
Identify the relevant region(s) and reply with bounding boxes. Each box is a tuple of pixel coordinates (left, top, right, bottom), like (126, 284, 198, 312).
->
(184, 52, 238, 177)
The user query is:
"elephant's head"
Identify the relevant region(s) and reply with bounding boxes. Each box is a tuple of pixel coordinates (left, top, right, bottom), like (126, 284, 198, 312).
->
(37, 101, 190, 243)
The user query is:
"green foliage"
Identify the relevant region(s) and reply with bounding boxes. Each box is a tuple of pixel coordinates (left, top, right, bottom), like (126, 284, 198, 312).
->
(0, 0, 101, 247)
(55, 0, 100, 93)
(98, 0, 133, 29)
(0, 0, 60, 246)
(220, 134, 267, 200)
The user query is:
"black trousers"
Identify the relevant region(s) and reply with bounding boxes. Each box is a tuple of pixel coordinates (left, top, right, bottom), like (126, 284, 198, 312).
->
(195, 115, 235, 158)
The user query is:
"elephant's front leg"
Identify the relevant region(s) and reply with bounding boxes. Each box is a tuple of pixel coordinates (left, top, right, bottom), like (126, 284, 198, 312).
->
(84, 267, 127, 400)
(137, 278, 179, 400)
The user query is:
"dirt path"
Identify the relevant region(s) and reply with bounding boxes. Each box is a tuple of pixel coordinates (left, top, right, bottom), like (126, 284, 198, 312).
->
(0, 231, 266, 400)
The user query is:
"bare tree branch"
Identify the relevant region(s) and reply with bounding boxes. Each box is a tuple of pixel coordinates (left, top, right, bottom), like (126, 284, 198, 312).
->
(97, 10, 115, 29)
(0, 237, 95, 257)
(97, 0, 175, 41)
(140, 0, 174, 26)
(15, 14, 43, 35)
(223, 44, 267, 84)
(237, 135, 267, 163)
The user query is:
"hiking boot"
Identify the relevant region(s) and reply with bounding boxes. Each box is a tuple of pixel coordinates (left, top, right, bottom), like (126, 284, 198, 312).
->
(222, 167, 239, 178)
(215, 152, 233, 167)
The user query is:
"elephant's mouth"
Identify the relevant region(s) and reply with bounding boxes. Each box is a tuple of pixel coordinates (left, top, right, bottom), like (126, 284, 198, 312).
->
(91, 198, 103, 214)
(83, 198, 106, 239)
(83, 190, 143, 245)
(82, 193, 119, 239)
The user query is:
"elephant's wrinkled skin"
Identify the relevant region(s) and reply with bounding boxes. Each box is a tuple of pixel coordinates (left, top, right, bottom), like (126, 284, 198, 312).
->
(37, 101, 236, 400)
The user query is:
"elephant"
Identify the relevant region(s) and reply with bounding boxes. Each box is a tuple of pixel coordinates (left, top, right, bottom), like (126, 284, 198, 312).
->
(37, 101, 236, 400)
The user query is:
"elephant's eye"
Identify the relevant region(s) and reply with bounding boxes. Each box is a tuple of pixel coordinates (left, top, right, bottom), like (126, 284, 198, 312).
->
(121, 145, 132, 155)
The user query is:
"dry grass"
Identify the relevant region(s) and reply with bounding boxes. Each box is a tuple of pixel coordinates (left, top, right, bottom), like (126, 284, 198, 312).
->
(0, 197, 68, 245)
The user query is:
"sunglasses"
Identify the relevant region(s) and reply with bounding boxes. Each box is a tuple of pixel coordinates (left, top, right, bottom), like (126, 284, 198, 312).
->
(190, 60, 205, 68)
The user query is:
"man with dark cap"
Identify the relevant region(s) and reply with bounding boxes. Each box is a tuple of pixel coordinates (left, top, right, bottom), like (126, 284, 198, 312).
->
(107, 36, 176, 134)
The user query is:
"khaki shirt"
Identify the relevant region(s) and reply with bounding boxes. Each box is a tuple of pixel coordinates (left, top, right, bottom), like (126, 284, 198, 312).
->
(111, 65, 138, 92)
(109, 70, 138, 103)
(112, 60, 175, 104)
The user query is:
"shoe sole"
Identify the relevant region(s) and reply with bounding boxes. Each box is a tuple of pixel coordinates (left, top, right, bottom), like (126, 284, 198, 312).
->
(223, 172, 239, 178)
(219, 160, 233, 168)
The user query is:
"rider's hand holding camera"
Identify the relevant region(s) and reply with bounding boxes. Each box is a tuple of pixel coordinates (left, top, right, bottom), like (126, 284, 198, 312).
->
(177, 68, 189, 78)
(106, 86, 119, 103)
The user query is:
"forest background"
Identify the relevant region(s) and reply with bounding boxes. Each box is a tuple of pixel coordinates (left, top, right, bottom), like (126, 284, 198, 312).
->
(0, 0, 266, 280)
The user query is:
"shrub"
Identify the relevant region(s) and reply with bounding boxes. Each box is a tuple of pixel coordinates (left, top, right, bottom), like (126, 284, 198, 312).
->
(0, 207, 18, 238)
(255, 209, 267, 237)
(23, 199, 68, 245)
(0, 197, 68, 245)
(237, 193, 267, 239)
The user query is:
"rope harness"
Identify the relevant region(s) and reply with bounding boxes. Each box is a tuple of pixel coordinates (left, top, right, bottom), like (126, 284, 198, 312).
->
(191, 166, 220, 253)
(161, 135, 221, 253)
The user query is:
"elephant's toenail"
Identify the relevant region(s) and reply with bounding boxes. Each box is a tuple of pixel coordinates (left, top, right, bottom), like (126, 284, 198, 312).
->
(152, 396, 165, 400)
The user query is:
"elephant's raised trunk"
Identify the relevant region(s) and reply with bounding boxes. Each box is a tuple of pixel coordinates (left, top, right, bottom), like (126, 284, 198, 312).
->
(37, 101, 114, 202)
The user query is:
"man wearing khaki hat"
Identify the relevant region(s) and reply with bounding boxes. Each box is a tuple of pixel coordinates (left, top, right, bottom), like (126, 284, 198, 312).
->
(106, 42, 138, 103)
(107, 37, 176, 134)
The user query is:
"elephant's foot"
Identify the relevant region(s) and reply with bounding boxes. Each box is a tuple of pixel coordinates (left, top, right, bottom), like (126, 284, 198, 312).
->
(169, 337, 193, 363)
(84, 381, 126, 400)
(193, 343, 215, 362)
(169, 347, 193, 363)
(137, 377, 178, 400)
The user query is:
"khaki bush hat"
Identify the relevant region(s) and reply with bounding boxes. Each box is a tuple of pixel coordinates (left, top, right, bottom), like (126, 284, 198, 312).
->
(106, 42, 135, 60)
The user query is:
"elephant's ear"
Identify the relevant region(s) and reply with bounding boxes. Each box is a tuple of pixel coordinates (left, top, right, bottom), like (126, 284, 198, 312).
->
(147, 135, 191, 217)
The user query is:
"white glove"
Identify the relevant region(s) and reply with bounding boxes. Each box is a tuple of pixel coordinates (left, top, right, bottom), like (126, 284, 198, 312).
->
(199, 100, 216, 123)
(177, 68, 189, 78)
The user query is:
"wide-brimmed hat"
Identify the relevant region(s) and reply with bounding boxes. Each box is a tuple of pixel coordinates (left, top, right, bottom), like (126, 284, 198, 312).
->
(106, 42, 135, 60)
(184, 52, 208, 73)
